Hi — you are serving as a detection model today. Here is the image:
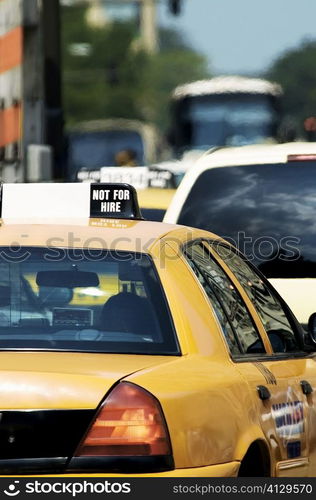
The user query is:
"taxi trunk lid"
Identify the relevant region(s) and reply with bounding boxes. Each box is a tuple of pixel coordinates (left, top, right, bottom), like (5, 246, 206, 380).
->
(0, 351, 172, 472)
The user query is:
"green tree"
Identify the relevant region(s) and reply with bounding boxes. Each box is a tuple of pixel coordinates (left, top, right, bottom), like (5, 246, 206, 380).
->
(142, 49, 209, 130)
(61, 5, 210, 130)
(62, 5, 148, 123)
(266, 39, 316, 136)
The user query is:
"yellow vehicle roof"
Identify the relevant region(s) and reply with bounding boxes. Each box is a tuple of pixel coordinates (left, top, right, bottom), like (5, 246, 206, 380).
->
(138, 188, 176, 210)
(0, 219, 181, 253)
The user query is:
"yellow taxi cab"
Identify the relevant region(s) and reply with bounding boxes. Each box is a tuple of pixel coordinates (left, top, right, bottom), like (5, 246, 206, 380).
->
(0, 182, 316, 478)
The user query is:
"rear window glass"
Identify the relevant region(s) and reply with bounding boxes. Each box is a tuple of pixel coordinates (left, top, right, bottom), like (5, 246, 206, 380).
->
(0, 247, 179, 355)
(178, 162, 316, 278)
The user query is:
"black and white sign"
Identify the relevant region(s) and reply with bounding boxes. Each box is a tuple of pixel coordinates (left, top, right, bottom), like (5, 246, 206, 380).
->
(90, 183, 142, 219)
(77, 166, 177, 189)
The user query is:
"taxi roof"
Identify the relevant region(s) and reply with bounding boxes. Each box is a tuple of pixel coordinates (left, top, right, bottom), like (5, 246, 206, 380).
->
(0, 219, 182, 253)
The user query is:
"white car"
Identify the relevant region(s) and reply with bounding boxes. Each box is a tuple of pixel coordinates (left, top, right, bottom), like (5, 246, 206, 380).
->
(164, 142, 316, 326)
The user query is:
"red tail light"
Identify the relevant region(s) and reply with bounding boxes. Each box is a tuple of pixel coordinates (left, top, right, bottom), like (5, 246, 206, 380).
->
(75, 382, 171, 457)
(287, 154, 316, 161)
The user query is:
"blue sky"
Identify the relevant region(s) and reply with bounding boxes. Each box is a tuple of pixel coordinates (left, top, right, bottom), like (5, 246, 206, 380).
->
(158, 0, 316, 75)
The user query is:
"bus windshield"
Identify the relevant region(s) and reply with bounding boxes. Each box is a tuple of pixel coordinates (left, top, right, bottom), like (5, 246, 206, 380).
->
(173, 94, 279, 152)
(67, 129, 145, 178)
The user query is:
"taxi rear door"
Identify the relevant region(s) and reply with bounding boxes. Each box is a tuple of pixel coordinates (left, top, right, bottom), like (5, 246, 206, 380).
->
(208, 241, 314, 476)
(184, 240, 311, 476)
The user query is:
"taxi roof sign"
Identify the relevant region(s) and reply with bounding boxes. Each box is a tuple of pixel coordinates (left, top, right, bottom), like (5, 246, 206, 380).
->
(90, 183, 142, 219)
(0, 183, 143, 220)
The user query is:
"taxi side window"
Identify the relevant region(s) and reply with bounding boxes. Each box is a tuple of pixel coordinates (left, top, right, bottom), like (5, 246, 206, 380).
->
(212, 243, 301, 353)
(184, 242, 265, 355)
(186, 255, 241, 355)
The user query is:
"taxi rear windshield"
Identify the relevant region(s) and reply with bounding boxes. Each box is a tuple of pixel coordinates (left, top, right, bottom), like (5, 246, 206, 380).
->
(0, 248, 179, 354)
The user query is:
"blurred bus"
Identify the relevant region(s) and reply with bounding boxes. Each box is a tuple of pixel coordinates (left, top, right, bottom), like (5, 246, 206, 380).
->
(65, 118, 163, 180)
(168, 75, 285, 157)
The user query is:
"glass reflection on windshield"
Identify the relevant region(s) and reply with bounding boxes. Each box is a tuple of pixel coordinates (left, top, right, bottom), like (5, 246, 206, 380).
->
(178, 162, 316, 277)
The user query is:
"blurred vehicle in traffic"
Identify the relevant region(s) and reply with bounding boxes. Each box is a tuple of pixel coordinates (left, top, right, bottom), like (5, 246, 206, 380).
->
(151, 75, 292, 182)
(164, 142, 316, 326)
(137, 187, 176, 221)
(66, 118, 165, 180)
(168, 75, 286, 158)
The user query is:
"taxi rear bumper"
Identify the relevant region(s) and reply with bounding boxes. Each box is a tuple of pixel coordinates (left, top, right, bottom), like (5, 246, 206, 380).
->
(10, 461, 240, 477)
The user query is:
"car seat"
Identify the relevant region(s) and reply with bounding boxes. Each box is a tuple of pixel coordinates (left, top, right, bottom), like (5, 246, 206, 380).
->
(99, 291, 160, 338)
